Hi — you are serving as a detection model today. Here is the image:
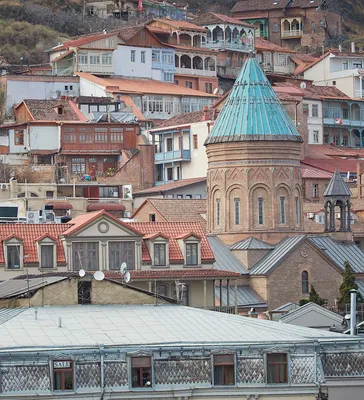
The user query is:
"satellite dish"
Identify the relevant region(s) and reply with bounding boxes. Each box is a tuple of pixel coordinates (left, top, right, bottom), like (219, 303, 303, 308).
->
(120, 262, 127, 274)
(78, 269, 86, 277)
(300, 82, 307, 89)
(94, 271, 105, 281)
(124, 271, 131, 283)
(51, 93, 58, 99)
(213, 87, 219, 95)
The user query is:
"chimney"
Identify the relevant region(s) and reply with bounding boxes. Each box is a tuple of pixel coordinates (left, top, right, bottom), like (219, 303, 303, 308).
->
(351, 42, 356, 53)
(202, 105, 209, 121)
(338, 44, 343, 52)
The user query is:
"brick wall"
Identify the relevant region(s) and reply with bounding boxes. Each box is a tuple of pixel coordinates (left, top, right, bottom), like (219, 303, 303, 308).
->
(132, 201, 166, 222)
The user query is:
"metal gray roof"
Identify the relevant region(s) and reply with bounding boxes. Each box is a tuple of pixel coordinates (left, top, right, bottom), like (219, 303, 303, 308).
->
(356, 280, 364, 297)
(308, 236, 364, 273)
(0, 308, 26, 324)
(207, 236, 249, 274)
(250, 236, 306, 275)
(323, 170, 351, 197)
(90, 111, 137, 123)
(0, 304, 351, 350)
(0, 277, 68, 299)
(215, 285, 267, 308)
(230, 237, 275, 250)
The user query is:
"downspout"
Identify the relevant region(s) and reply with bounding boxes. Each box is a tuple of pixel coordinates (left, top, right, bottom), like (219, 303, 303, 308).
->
(99, 344, 105, 399)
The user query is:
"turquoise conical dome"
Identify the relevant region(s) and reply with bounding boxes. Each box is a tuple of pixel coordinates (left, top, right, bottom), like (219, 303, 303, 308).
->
(205, 53, 303, 145)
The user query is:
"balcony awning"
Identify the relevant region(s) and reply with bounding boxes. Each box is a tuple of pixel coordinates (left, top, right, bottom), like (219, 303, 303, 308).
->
(87, 203, 126, 212)
(47, 201, 73, 210)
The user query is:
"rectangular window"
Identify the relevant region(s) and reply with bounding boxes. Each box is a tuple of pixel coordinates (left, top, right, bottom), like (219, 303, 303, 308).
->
(343, 59, 349, 70)
(205, 83, 213, 93)
(78, 53, 88, 65)
(295, 197, 299, 225)
(72, 242, 99, 271)
(110, 127, 124, 143)
(78, 281, 92, 304)
(131, 357, 152, 388)
(131, 50, 136, 62)
(280, 196, 286, 224)
(154, 243, 166, 266)
(163, 72, 173, 82)
(216, 198, 220, 226)
(162, 51, 173, 64)
(193, 134, 198, 149)
(214, 354, 235, 386)
(312, 184, 318, 198)
(167, 167, 173, 181)
(313, 130, 319, 143)
(311, 104, 318, 117)
(95, 127, 108, 143)
(185, 81, 193, 89)
(166, 137, 172, 151)
(234, 198, 240, 225)
(353, 61, 363, 69)
(71, 158, 85, 174)
(53, 361, 74, 390)
(267, 353, 288, 384)
(176, 166, 180, 180)
(89, 53, 100, 65)
(152, 50, 160, 62)
(343, 108, 349, 119)
(258, 197, 264, 225)
(102, 53, 112, 65)
(41, 245, 54, 268)
(177, 194, 183, 199)
(7, 245, 20, 269)
(109, 241, 135, 270)
(14, 130, 24, 145)
(79, 129, 92, 143)
(141, 51, 146, 63)
(149, 214, 156, 222)
(186, 243, 198, 265)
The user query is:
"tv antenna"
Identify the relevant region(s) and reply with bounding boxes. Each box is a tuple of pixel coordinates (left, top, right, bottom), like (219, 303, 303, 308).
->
(120, 262, 131, 284)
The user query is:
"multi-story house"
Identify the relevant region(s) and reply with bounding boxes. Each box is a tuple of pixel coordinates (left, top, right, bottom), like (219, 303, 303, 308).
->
(230, 0, 342, 50)
(301, 48, 364, 99)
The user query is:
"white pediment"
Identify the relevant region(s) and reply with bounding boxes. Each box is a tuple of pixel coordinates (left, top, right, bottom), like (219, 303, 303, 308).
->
(73, 216, 140, 238)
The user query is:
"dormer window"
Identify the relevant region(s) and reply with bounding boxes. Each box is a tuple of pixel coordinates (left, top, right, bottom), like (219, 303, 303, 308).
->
(7, 245, 21, 269)
(41, 245, 55, 269)
(186, 243, 198, 266)
(57, 107, 64, 115)
(154, 243, 166, 266)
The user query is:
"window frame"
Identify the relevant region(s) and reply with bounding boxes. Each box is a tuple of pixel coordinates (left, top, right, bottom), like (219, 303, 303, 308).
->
(14, 129, 24, 146)
(52, 360, 74, 391)
(141, 51, 146, 64)
(313, 130, 319, 143)
(193, 134, 198, 149)
(301, 270, 309, 294)
(258, 196, 264, 225)
(312, 183, 319, 198)
(311, 104, 319, 118)
(280, 196, 286, 224)
(213, 354, 236, 386)
(185, 242, 198, 266)
(72, 242, 99, 271)
(130, 356, 152, 389)
(6, 243, 22, 270)
(131, 50, 136, 63)
(234, 197, 240, 225)
(154, 242, 167, 267)
(40, 243, 56, 269)
(266, 353, 289, 385)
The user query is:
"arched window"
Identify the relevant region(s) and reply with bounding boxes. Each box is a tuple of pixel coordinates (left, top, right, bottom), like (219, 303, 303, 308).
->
(273, 23, 278, 33)
(216, 198, 221, 226)
(234, 198, 240, 225)
(302, 271, 309, 294)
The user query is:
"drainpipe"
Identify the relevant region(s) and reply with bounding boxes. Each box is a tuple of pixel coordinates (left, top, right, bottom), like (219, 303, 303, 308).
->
(99, 344, 105, 399)
(350, 289, 357, 335)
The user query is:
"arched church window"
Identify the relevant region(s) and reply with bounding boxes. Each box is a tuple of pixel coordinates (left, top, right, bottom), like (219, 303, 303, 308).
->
(216, 198, 221, 226)
(258, 197, 264, 225)
(301, 271, 309, 294)
(234, 198, 240, 225)
(280, 196, 286, 224)
(295, 196, 299, 225)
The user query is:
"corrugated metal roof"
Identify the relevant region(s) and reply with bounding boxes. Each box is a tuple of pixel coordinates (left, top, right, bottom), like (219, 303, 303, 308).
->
(323, 170, 351, 197)
(250, 236, 306, 275)
(230, 237, 275, 250)
(0, 304, 350, 349)
(0, 277, 68, 299)
(356, 280, 364, 297)
(0, 308, 26, 324)
(215, 285, 267, 308)
(207, 236, 249, 274)
(205, 53, 302, 145)
(308, 236, 364, 273)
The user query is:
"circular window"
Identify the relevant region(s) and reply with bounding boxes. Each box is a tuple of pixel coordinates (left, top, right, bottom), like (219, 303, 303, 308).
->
(97, 221, 109, 234)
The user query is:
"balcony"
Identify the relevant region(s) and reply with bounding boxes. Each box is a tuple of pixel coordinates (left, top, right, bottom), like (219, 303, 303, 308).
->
(77, 64, 113, 75)
(175, 67, 216, 77)
(255, 30, 268, 38)
(281, 29, 303, 38)
(355, 89, 364, 99)
(201, 41, 250, 52)
(152, 61, 175, 72)
(154, 149, 191, 163)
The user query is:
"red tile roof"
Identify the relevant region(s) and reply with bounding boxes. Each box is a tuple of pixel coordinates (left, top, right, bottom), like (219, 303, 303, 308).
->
(127, 221, 214, 262)
(302, 158, 359, 174)
(133, 177, 207, 196)
(150, 18, 207, 32)
(231, 0, 320, 13)
(255, 38, 296, 53)
(193, 12, 252, 27)
(156, 109, 217, 128)
(302, 85, 349, 100)
(0, 224, 71, 263)
(128, 269, 240, 279)
(301, 165, 332, 179)
(87, 203, 126, 212)
(51, 50, 75, 63)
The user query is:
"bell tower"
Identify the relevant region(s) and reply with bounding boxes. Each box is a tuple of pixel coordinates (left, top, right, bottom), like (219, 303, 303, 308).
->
(204, 52, 303, 236)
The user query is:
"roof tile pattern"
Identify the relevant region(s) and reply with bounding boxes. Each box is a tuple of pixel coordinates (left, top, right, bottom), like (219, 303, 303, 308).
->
(156, 109, 216, 128)
(134, 177, 206, 196)
(230, 237, 275, 250)
(22, 100, 85, 122)
(193, 12, 252, 27)
(231, 0, 320, 13)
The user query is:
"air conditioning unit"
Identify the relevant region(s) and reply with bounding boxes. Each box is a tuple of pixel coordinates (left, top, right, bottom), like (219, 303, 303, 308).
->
(1, 183, 8, 190)
(26, 210, 40, 224)
(307, 212, 314, 219)
(335, 212, 341, 219)
(44, 211, 55, 223)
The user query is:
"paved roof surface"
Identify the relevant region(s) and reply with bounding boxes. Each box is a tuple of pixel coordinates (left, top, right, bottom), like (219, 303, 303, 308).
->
(207, 236, 249, 274)
(250, 236, 306, 275)
(193, 12, 253, 27)
(215, 285, 267, 308)
(0, 277, 67, 299)
(133, 177, 206, 196)
(230, 237, 275, 250)
(204, 54, 302, 145)
(0, 304, 350, 349)
(0, 308, 26, 325)
(323, 170, 351, 197)
(308, 236, 364, 273)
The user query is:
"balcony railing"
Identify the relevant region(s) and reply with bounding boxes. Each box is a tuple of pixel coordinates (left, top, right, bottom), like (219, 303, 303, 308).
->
(77, 64, 113, 75)
(281, 29, 303, 38)
(207, 306, 236, 314)
(154, 149, 191, 162)
(201, 41, 250, 52)
(255, 30, 268, 38)
(175, 67, 216, 77)
(152, 61, 175, 71)
(324, 118, 364, 128)
(355, 89, 364, 99)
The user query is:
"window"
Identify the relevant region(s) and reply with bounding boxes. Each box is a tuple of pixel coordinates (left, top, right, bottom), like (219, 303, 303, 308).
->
(102, 53, 112, 65)
(46, 191, 54, 198)
(41, 245, 54, 268)
(152, 50, 160, 62)
(149, 213, 156, 222)
(163, 72, 173, 82)
(71, 158, 85, 174)
(234, 198, 240, 225)
(343, 108, 349, 119)
(312, 184, 318, 198)
(205, 83, 213, 93)
(57, 107, 64, 115)
(280, 196, 286, 224)
(131, 357, 152, 388)
(273, 23, 278, 32)
(193, 134, 198, 149)
(131, 50, 136, 62)
(53, 361, 74, 391)
(313, 130, 319, 143)
(89, 54, 100, 65)
(72, 242, 99, 271)
(99, 186, 119, 198)
(162, 51, 173, 64)
(14, 130, 24, 145)
(343, 59, 349, 70)
(177, 194, 183, 199)
(295, 197, 299, 225)
(78, 281, 92, 304)
(109, 241, 135, 270)
(258, 197, 264, 225)
(167, 167, 173, 181)
(141, 51, 146, 63)
(353, 61, 363, 69)
(186, 243, 198, 265)
(110, 127, 123, 143)
(176, 166, 181, 180)
(174, 79, 179, 84)
(63, 128, 76, 143)
(79, 128, 92, 143)
(332, 80, 336, 86)
(311, 104, 318, 117)
(78, 52, 88, 64)
(7, 245, 20, 269)
(216, 198, 220, 226)
(311, 21, 316, 32)
(65, 85, 68, 91)
(214, 354, 235, 386)
(154, 243, 166, 266)
(166, 137, 172, 151)
(70, 85, 73, 91)
(185, 81, 193, 88)
(185, 194, 192, 199)
(301, 270, 309, 294)
(267, 353, 288, 384)
(195, 194, 202, 199)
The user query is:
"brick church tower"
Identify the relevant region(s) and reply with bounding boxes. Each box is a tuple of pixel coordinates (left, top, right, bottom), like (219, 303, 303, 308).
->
(205, 53, 304, 237)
